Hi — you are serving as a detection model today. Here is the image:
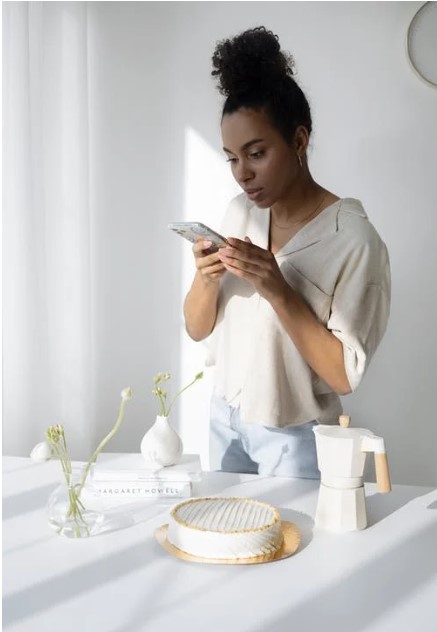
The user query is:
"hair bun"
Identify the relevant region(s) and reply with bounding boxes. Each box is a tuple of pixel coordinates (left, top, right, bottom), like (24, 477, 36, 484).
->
(212, 26, 294, 97)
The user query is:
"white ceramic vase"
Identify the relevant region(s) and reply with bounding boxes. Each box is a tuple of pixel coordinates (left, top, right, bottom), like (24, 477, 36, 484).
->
(140, 415, 183, 468)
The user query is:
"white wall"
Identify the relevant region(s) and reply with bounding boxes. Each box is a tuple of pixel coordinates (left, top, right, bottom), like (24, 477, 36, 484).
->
(59, 1, 437, 485)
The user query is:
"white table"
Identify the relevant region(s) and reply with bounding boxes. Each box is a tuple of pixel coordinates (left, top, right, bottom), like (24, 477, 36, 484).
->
(3, 455, 437, 632)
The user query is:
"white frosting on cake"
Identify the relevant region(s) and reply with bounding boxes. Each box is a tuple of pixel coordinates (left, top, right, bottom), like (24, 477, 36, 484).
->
(167, 497, 283, 559)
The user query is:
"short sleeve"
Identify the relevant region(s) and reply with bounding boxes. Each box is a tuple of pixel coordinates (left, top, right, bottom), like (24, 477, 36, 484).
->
(327, 241, 391, 391)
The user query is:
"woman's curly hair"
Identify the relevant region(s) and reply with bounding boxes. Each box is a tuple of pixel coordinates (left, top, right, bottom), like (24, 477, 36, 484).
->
(211, 27, 312, 142)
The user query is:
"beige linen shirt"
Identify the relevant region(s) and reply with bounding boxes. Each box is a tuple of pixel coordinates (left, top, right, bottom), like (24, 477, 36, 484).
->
(206, 194, 391, 428)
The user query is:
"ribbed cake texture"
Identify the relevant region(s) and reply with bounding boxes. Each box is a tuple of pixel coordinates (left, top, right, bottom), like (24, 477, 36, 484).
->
(167, 497, 283, 559)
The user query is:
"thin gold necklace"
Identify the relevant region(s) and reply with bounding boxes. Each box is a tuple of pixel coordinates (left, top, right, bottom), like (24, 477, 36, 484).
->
(271, 192, 328, 229)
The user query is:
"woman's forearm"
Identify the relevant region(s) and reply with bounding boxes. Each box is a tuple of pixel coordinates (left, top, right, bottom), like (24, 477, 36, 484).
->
(271, 287, 352, 395)
(184, 272, 220, 341)
(217, 238, 351, 393)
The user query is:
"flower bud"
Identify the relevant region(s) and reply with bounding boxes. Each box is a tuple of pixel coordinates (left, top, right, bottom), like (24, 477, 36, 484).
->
(121, 387, 132, 401)
(46, 425, 63, 443)
(30, 441, 52, 462)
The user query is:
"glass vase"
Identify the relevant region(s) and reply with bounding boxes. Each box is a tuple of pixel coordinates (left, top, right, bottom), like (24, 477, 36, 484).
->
(47, 469, 105, 538)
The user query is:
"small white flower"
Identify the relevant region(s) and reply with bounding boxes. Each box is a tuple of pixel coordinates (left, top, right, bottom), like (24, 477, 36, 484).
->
(121, 387, 132, 401)
(30, 441, 52, 463)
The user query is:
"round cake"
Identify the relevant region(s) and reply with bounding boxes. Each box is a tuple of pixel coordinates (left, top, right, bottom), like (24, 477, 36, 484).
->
(167, 497, 283, 560)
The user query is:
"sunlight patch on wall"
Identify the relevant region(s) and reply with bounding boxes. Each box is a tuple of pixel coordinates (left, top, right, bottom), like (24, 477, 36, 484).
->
(182, 127, 241, 222)
(177, 126, 240, 465)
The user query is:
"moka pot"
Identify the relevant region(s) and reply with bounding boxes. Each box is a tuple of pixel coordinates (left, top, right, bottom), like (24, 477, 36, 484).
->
(313, 415, 391, 532)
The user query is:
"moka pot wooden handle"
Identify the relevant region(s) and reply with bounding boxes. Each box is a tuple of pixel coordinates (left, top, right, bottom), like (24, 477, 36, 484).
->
(375, 452, 392, 493)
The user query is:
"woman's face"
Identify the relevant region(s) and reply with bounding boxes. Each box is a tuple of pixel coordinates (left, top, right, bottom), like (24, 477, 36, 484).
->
(221, 107, 300, 208)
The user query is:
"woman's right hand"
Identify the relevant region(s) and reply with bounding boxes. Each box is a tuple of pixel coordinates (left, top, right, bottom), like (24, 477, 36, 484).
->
(193, 239, 226, 285)
(184, 239, 224, 340)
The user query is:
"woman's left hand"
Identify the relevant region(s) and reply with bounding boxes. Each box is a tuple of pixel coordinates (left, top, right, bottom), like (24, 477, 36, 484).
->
(217, 237, 289, 304)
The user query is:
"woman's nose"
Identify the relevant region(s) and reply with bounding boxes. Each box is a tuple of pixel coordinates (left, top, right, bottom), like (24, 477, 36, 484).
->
(235, 160, 254, 184)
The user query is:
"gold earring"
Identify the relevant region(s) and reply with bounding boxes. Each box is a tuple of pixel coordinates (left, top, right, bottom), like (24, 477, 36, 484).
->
(297, 154, 303, 168)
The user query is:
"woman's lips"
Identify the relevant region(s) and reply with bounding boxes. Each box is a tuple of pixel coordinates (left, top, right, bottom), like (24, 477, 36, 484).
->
(246, 188, 263, 201)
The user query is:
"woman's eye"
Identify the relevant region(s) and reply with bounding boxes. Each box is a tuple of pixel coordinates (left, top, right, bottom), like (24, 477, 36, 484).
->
(226, 157, 237, 164)
(249, 151, 264, 160)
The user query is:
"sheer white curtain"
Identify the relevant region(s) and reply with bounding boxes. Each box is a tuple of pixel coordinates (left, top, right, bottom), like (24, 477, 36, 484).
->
(3, 2, 95, 458)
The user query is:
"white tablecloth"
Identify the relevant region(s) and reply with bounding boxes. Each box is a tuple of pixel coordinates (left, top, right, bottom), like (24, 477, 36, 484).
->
(3, 455, 437, 632)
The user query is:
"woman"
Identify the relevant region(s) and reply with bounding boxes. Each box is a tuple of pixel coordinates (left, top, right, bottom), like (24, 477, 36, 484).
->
(183, 27, 390, 478)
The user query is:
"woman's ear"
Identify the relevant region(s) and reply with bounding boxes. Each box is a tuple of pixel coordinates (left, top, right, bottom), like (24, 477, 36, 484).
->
(294, 125, 310, 154)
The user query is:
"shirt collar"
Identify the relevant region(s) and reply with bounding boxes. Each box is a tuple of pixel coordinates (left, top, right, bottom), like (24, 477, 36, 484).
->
(248, 198, 366, 256)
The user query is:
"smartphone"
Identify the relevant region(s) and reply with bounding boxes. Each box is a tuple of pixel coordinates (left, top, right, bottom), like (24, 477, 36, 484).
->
(168, 222, 228, 252)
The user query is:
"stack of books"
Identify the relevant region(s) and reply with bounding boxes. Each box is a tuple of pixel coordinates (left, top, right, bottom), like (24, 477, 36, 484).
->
(90, 453, 202, 499)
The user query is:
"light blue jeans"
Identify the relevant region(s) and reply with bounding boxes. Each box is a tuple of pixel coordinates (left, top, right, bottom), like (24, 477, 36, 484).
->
(209, 394, 320, 479)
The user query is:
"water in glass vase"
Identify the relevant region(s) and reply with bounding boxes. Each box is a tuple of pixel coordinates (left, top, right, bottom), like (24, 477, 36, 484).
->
(47, 470, 105, 538)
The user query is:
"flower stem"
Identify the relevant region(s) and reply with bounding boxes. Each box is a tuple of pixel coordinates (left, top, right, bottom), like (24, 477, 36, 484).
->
(166, 376, 200, 417)
(77, 397, 128, 496)
(51, 442, 70, 486)
(158, 393, 166, 416)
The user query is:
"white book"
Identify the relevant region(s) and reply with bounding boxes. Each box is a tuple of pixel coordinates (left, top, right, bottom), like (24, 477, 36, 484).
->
(91, 480, 192, 499)
(92, 453, 202, 483)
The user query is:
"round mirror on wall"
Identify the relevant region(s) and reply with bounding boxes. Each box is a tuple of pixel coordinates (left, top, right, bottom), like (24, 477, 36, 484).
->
(406, 1, 437, 87)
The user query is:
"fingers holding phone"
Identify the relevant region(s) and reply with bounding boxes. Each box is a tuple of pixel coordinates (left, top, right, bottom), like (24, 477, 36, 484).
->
(168, 221, 227, 284)
(193, 239, 226, 284)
